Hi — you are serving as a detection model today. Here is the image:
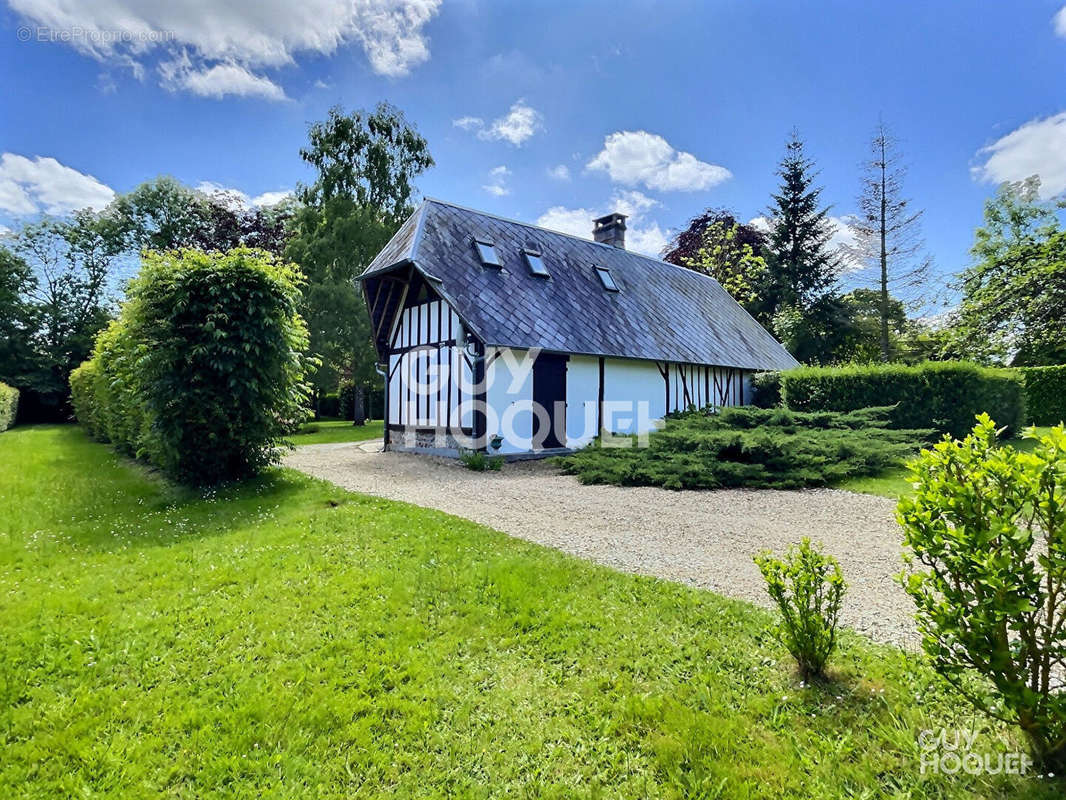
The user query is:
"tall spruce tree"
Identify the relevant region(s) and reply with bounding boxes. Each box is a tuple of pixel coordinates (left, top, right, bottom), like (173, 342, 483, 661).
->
(762, 131, 844, 363)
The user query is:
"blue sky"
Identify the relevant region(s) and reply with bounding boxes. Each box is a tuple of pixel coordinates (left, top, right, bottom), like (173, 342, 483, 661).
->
(2, 0, 1066, 308)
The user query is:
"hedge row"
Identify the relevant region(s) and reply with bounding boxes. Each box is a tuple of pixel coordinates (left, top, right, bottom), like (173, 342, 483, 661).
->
(71, 248, 312, 485)
(758, 362, 1025, 439)
(1018, 366, 1066, 426)
(0, 382, 18, 432)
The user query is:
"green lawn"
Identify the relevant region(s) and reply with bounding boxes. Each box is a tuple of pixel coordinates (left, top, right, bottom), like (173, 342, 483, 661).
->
(836, 426, 1052, 500)
(1, 426, 1060, 798)
(291, 418, 384, 445)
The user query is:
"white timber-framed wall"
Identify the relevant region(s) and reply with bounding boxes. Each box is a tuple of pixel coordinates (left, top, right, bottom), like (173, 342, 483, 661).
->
(382, 278, 753, 456)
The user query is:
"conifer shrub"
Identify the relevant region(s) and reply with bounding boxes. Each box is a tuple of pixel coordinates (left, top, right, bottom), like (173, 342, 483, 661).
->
(1018, 365, 1066, 426)
(0, 382, 18, 431)
(780, 361, 1024, 438)
(560, 406, 927, 490)
(70, 248, 312, 484)
(754, 538, 846, 681)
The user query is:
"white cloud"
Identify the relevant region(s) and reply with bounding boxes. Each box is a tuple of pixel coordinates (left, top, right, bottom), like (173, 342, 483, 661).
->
(197, 182, 292, 208)
(971, 112, 1066, 198)
(536, 206, 595, 239)
(8, 0, 442, 98)
(535, 190, 667, 257)
(482, 165, 510, 197)
(547, 164, 570, 181)
(1055, 5, 1066, 37)
(452, 116, 483, 131)
(251, 190, 291, 207)
(586, 131, 732, 192)
(455, 100, 543, 146)
(161, 57, 287, 100)
(0, 153, 115, 215)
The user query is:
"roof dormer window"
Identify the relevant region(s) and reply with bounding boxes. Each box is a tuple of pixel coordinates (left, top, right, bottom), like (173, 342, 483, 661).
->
(524, 249, 549, 277)
(474, 238, 501, 267)
(595, 266, 619, 292)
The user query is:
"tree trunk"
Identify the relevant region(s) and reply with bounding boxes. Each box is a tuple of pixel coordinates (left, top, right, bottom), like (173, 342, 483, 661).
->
(879, 135, 890, 363)
(313, 388, 321, 421)
(352, 383, 366, 426)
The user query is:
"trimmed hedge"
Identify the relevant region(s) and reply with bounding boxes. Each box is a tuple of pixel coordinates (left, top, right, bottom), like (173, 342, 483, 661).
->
(71, 248, 311, 485)
(1018, 366, 1066, 426)
(0, 382, 18, 431)
(779, 362, 1025, 439)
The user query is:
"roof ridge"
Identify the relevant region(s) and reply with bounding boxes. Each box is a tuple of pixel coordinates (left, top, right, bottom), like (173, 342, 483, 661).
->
(419, 196, 794, 360)
(419, 196, 747, 292)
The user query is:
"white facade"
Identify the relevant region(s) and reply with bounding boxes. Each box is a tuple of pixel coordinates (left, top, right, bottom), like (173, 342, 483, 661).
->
(384, 290, 751, 456)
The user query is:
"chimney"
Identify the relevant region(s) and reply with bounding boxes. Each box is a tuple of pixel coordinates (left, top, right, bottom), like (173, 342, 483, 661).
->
(593, 212, 627, 249)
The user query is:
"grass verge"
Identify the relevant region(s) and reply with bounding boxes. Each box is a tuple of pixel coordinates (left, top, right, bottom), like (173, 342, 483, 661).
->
(291, 418, 384, 445)
(836, 426, 1052, 500)
(0, 426, 1059, 798)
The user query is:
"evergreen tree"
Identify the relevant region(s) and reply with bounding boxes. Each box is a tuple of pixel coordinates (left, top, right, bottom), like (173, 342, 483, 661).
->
(764, 132, 841, 310)
(763, 131, 845, 363)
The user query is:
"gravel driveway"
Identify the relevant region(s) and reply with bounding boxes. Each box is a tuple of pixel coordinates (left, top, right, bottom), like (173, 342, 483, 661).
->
(285, 442, 917, 648)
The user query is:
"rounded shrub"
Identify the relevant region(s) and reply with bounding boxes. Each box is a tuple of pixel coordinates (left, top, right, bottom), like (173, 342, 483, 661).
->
(70, 248, 312, 484)
(0, 382, 18, 432)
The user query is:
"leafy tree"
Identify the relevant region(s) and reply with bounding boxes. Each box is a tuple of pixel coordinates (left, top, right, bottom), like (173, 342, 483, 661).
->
(0, 248, 36, 396)
(2, 212, 123, 419)
(898, 416, 1066, 772)
(836, 288, 909, 363)
(111, 177, 294, 256)
(771, 295, 856, 366)
(111, 176, 207, 252)
(298, 103, 434, 226)
(285, 198, 390, 418)
(847, 123, 932, 361)
(949, 177, 1065, 365)
(288, 102, 433, 423)
(664, 210, 770, 320)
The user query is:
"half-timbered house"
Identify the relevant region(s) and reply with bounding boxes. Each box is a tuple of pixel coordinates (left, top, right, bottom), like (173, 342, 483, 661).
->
(358, 198, 799, 457)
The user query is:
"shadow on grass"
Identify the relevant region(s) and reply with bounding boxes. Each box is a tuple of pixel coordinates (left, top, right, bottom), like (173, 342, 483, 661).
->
(2, 425, 344, 554)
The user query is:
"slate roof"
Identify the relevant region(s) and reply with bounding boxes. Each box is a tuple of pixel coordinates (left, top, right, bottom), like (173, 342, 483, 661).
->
(360, 199, 800, 371)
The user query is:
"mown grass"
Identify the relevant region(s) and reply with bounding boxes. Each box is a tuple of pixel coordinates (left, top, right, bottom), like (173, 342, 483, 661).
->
(837, 426, 1052, 500)
(1, 426, 1061, 798)
(291, 418, 384, 445)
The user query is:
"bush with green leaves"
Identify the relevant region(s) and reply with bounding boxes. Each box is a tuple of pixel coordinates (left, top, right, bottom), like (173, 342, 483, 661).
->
(780, 361, 1025, 438)
(1018, 365, 1066, 426)
(0, 381, 18, 431)
(561, 406, 927, 490)
(754, 538, 846, 681)
(70, 248, 311, 484)
(751, 371, 782, 408)
(897, 415, 1066, 772)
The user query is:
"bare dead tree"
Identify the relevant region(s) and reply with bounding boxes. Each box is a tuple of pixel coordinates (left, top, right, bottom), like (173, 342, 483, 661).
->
(847, 123, 932, 361)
